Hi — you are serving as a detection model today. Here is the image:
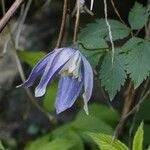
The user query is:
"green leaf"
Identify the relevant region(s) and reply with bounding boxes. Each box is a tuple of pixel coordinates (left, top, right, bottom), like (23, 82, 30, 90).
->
(72, 116, 113, 150)
(26, 133, 74, 150)
(136, 98, 150, 146)
(76, 103, 119, 126)
(72, 113, 113, 135)
(52, 126, 84, 150)
(79, 34, 108, 49)
(25, 133, 51, 150)
(132, 122, 144, 150)
(148, 146, 150, 150)
(72, 43, 104, 69)
(80, 47, 104, 69)
(78, 19, 130, 42)
(143, 124, 150, 147)
(137, 98, 150, 121)
(43, 80, 58, 112)
(100, 51, 127, 100)
(128, 2, 148, 30)
(120, 37, 143, 53)
(68, 132, 84, 150)
(0, 141, 5, 150)
(126, 41, 150, 88)
(17, 50, 46, 67)
(88, 133, 129, 150)
(36, 138, 74, 150)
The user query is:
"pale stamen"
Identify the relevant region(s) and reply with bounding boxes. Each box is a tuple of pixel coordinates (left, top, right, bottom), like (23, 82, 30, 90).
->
(60, 51, 82, 81)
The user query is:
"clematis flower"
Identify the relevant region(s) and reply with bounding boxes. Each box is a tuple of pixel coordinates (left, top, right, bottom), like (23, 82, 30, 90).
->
(17, 48, 93, 114)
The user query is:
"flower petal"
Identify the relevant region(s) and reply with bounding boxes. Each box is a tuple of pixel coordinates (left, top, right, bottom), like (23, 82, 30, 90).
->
(55, 76, 83, 114)
(16, 51, 54, 88)
(35, 48, 76, 97)
(81, 54, 93, 114)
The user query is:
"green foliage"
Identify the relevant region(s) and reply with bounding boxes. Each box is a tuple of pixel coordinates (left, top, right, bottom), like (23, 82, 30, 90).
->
(78, 19, 130, 42)
(43, 80, 58, 112)
(17, 50, 46, 67)
(100, 51, 127, 100)
(128, 2, 148, 30)
(72, 115, 113, 135)
(135, 98, 150, 146)
(25, 133, 51, 150)
(137, 98, 150, 121)
(27, 138, 74, 150)
(125, 41, 150, 88)
(52, 130, 84, 150)
(76, 104, 119, 126)
(73, 104, 115, 134)
(120, 37, 143, 53)
(0, 141, 5, 150)
(132, 122, 144, 150)
(88, 133, 129, 150)
(26, 103, 118, 150)
(79, 35, 108, 49)
(79, 45, 104, 69)
(88, 122, 145, 150)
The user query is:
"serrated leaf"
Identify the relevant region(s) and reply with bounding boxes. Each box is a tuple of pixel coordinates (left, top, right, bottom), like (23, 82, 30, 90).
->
(132, 122, 144, 150)
(43, 80, 58, 112)
(126, 42, 150, 88)
(120, 37, 143, 53)
(128, 2, 148, 30)
(79, 35, 108, 49)
(100, 52, 127, 100)
(17, 50, 46, 67)
(78, 19, 130, 42)
(88, 133, 129, 150)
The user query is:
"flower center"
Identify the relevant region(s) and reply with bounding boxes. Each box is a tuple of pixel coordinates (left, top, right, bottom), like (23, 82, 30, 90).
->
(60, 51, 82, 81)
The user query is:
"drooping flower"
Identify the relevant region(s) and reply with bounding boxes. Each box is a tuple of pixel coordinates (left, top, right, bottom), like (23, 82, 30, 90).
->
(17, 48, 93, 114)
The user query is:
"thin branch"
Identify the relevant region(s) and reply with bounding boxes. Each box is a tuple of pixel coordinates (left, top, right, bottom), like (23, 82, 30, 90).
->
(103, 0, 115, 64)
(0, 2, 54, 121)
(124, 88, 150, 119)
(110, 0, 125, 25)
(114, 82, 135, 138)
(0, 5, 25, 58)
(0, 0, 24, 33)
(15, 0, 32, 48)
(73, 0, 80, 43)
(55, 0, 68, 48)
(11, 33, 54, 121)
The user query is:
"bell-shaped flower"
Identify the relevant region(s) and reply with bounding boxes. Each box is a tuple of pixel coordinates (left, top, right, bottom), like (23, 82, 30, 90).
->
(17, 48, 93, 114)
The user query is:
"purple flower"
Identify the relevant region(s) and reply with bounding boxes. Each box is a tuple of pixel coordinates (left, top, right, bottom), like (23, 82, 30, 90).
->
(17, 48, 93, 114)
